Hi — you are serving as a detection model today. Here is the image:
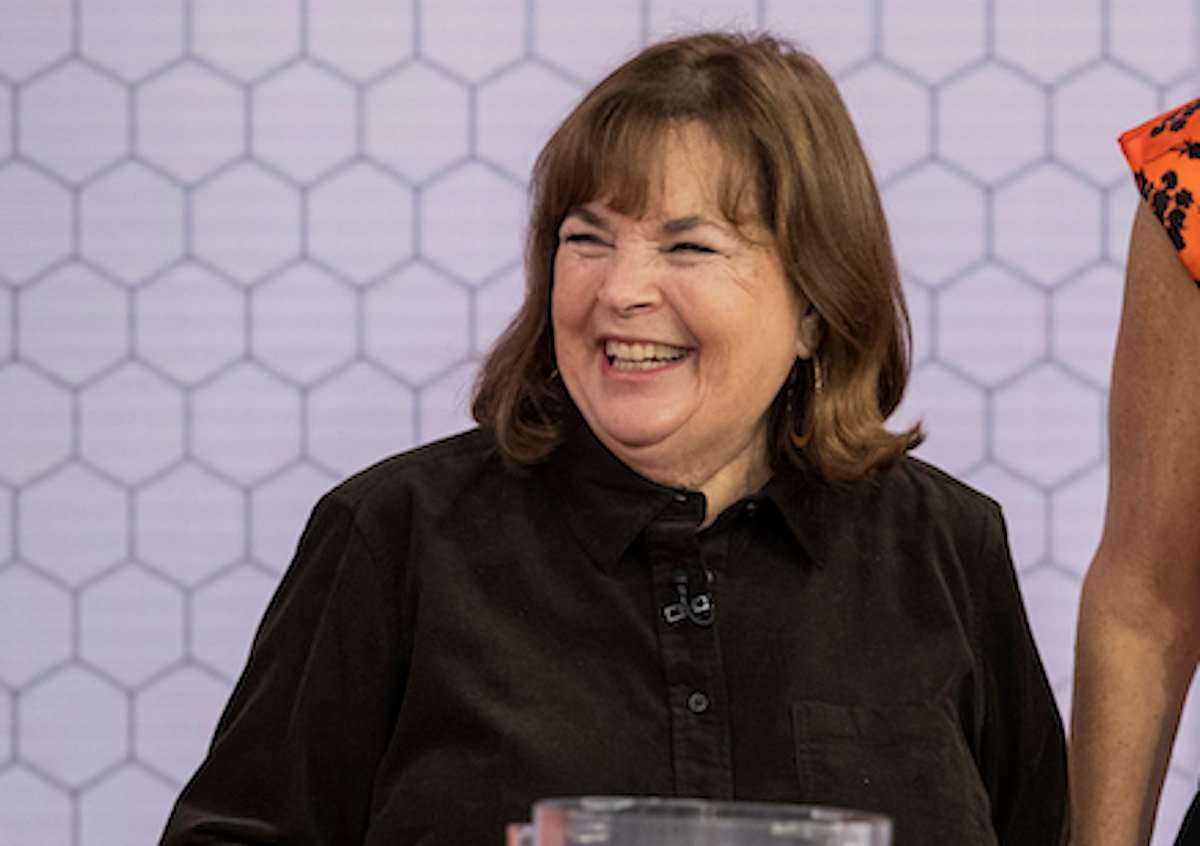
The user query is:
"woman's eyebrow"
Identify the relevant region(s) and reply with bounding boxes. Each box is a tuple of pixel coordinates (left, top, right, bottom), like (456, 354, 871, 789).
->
(563, 206, 610, 229)
(660, 215, 726, 236)
(563, 208, 729, 238)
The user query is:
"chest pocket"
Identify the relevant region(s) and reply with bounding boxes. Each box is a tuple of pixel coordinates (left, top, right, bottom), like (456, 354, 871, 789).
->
(792, 701, 995, 846)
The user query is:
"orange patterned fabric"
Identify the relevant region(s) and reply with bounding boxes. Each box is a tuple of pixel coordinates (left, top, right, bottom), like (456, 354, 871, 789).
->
(1119, 97, 1200, 286)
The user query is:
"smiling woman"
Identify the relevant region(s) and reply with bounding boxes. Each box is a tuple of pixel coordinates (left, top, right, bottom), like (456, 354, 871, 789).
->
(550, 123, 817, 521)
(475, 33, 919, 486)
(161, 32, 1068, 846)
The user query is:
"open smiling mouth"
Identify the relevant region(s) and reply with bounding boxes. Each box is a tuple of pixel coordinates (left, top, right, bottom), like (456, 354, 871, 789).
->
(605, 340, 690, 371)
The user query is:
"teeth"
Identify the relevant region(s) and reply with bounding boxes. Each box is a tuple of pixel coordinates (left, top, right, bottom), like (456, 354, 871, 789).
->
(605, 340, 688, 370)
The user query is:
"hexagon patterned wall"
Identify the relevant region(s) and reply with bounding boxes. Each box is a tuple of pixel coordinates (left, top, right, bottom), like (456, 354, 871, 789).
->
(0, 1, 1197, 843)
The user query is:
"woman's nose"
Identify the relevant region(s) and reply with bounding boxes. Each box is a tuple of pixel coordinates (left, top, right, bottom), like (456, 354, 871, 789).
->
(596, 250, 660, 314)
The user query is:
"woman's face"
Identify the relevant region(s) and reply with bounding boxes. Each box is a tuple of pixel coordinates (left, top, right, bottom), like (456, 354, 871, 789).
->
(551, 122, 817, 493)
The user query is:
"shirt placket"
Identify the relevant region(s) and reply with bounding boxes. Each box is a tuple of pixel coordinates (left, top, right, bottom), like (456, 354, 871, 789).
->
(645, 495, 733, 800)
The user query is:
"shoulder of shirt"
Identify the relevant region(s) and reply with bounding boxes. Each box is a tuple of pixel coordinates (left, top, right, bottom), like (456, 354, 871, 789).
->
(872, 455, 1003, 526)
(318, 427, 506, 513)
(772, 454, 1003, 547)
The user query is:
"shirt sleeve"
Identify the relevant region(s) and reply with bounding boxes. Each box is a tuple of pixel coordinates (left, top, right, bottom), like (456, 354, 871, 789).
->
(1119, 97, 1200, 285)
(971, 508, 1070, 846)
(159, 492, 409, 845)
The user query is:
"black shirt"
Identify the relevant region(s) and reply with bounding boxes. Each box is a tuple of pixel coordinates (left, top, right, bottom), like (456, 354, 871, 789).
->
(160, 423, 1067, 845)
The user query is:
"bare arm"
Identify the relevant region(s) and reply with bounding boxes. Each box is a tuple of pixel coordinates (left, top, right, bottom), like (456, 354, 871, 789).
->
(1071, 201, 1200, 845)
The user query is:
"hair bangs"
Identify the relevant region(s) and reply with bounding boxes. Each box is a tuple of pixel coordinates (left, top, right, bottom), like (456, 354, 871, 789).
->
(537, 103, 670, 225)
(537, 77, 767, 233)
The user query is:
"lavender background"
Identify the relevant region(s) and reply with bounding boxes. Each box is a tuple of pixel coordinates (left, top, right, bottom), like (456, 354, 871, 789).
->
(1, 1, 1199, 843)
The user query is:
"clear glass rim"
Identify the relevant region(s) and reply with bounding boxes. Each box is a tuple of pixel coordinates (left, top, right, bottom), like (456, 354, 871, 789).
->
(532, 796, 891, 826)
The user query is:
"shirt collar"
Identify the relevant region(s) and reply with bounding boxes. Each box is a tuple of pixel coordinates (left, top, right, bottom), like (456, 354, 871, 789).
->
(541, 417, 865, 573)
(759, 464, 879, 571)
(541, 420, 701, 572)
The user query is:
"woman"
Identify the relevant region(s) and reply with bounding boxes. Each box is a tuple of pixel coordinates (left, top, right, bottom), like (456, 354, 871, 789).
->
(1071, 97, 1200, 846)
(161, 32, 1067, 845)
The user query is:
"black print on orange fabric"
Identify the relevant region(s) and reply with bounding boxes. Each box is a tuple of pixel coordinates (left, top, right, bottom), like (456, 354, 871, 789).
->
(1170, 138, 1200, 160)
(1135, 167, 1200, 288)
(1149, 98, 1200, 138)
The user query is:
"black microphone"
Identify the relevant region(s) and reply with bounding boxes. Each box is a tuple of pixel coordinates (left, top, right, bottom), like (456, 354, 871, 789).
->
(662, 569, 714, 627)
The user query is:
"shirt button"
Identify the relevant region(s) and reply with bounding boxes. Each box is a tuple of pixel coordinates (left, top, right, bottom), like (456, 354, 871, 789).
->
(745, 501, 759, 516)
(687, 691, 710, 714)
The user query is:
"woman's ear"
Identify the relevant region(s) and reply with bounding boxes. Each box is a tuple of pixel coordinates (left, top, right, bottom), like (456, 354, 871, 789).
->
(796, 304, 822, 360)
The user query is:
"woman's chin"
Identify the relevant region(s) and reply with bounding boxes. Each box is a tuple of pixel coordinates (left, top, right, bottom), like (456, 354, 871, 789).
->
(591, 424, 712, 488)
(594, 424, 673, 453)
(589, 418, 682, 459)
(575, 397, 682, 446)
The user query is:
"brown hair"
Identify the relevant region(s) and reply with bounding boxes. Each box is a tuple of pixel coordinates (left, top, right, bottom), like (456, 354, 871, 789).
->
(472, 31, 922, 482)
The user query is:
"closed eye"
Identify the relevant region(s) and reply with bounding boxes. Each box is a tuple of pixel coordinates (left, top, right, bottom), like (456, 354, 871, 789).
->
(561, 232, 611, 248)
(668, 242, 717, 254)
